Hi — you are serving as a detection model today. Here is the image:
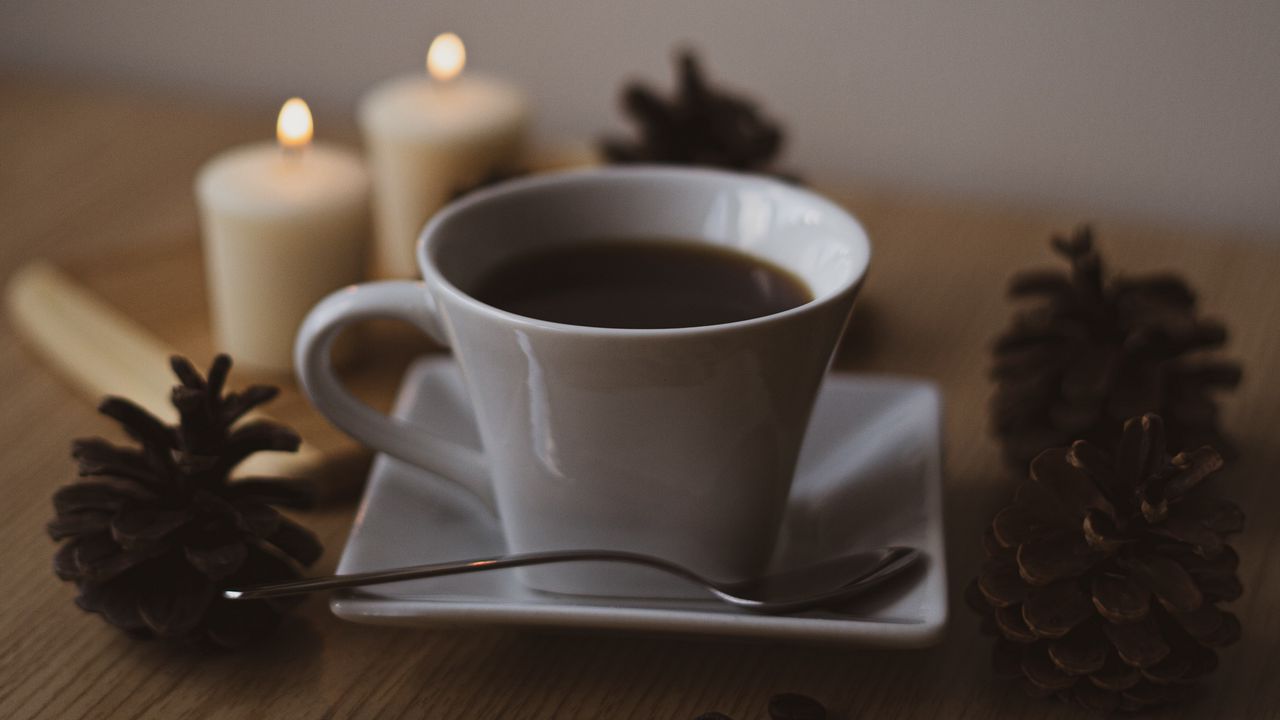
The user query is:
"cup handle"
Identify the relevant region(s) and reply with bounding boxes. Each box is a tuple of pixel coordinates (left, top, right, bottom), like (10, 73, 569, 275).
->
(295, 281, 493, 508)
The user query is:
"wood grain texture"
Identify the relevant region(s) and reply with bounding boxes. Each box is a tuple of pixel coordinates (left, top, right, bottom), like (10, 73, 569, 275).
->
(2, 72, 1278, 720)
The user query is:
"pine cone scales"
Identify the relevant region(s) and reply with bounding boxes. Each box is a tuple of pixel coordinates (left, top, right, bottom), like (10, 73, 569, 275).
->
(601, 51, 791, 179)
(969, 413, 1243, 713)
(991, 227, 1241, 470)
(49, 355, 321, 647)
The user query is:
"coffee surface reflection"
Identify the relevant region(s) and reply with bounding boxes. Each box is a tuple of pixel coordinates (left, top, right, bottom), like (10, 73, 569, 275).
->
(470, 239, 813, 329)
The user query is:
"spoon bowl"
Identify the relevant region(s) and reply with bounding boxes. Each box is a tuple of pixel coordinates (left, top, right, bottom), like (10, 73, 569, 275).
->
(223, 546, 920, 614)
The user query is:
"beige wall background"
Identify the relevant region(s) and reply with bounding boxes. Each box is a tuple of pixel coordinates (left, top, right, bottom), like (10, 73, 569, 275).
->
(3, 1, 1278, 235)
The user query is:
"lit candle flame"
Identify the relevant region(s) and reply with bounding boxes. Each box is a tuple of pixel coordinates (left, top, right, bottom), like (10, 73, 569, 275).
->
(427, 32, 466, 82)
(276, 97, 313, 151)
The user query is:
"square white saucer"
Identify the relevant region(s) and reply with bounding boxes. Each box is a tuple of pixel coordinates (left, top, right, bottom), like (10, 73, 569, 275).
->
(331, 357, 948, 647)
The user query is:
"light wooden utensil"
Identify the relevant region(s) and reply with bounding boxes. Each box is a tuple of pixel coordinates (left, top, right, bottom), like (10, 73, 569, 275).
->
(5, 260, 355, 489)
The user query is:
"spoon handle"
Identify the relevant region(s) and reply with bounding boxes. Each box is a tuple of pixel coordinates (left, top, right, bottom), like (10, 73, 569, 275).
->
(223, 549, 713, 601)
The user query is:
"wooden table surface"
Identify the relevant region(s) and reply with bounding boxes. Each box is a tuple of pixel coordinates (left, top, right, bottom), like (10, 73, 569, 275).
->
(2, 73, 1277, 719)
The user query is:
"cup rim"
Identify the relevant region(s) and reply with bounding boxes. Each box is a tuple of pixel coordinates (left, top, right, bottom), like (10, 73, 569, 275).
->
(417, 165, 871, 337)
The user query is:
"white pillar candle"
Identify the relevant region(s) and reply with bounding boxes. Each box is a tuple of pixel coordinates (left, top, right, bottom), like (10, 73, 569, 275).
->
(359, 33, 529, 278)
(196, 98, 370, 373)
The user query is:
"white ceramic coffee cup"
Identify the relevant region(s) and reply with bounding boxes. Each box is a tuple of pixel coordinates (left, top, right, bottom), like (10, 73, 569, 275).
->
(296, 166, 870, 596)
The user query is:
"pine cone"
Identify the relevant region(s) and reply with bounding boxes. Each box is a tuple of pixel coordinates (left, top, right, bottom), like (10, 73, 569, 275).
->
(991, 226, 1241, 471)
(49, 355, 322, 648)
(968, 413, 1244, 713)
(601, 50, 793, 179)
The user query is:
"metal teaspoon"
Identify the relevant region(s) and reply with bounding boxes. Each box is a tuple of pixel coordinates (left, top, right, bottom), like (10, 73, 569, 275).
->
(223, 545, 920, 614)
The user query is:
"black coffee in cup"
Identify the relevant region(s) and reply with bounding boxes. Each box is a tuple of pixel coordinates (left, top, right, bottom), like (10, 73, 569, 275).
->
(469, 239, 812, 329)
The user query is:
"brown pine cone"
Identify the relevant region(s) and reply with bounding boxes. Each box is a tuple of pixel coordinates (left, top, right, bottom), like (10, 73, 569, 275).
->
(49, 355, 322, 648)
(600, 50, 794, 180)
(968, 413, 1244, 713)
(991, 226, 1241, 471)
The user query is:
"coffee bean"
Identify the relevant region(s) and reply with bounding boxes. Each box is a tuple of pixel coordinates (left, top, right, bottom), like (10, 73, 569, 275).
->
(768, 693, 827, 720)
